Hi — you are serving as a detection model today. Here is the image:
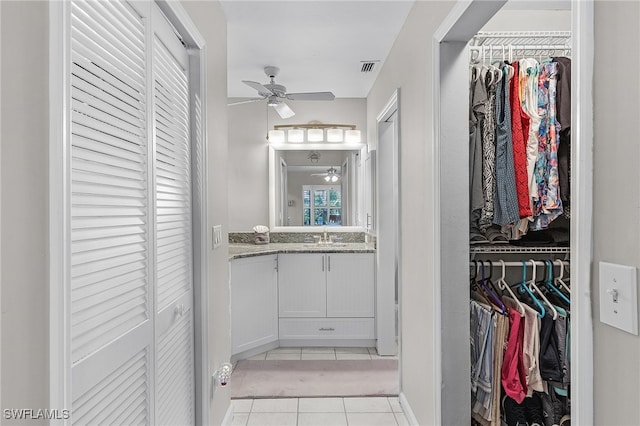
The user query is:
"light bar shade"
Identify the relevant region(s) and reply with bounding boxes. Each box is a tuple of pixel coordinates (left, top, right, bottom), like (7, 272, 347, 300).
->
(327, 128, 344, 142)
(345, 129, 362, 143)
(288, 128, 304, 143)
(268, 130, 285, 143)
(307, 128, 324, 142)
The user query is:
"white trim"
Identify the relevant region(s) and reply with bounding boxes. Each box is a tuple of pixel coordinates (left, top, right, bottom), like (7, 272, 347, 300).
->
(570, 1, 594, 424)
(398, 392, 419, 426)
(155, 0, 206, 49)
(375, 89, 400, 358)
(49, 1, 72, 422)
(221, 405, 234, 426)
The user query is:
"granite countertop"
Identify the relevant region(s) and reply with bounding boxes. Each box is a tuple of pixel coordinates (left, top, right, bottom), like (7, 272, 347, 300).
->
(229, 242, 376, 260)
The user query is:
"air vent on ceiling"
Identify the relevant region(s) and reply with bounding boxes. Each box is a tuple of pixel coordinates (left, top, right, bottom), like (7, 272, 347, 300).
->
(360, 61, 379, 73)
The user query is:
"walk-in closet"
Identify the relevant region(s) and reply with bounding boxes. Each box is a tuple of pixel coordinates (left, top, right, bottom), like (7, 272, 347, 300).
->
(468, 26, 573, 426)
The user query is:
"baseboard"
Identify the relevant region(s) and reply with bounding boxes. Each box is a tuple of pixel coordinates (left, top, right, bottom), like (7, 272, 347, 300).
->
(231, 340, 279, 363)
(220, 404, 233, 426)
(399, 392, 419, 426)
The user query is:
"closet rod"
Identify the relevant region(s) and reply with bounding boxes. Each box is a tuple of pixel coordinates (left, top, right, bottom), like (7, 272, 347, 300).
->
(469, 261, 569, 267)
(469, 45, 571, 52)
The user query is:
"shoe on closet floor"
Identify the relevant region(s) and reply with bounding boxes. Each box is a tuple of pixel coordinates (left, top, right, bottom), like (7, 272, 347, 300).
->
(502, 395, 528, 426)
(524, 393, 545, 426)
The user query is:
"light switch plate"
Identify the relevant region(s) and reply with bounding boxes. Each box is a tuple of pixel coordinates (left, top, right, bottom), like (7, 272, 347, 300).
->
(212, 225, 223, 249)
(599, 261, 638, 335)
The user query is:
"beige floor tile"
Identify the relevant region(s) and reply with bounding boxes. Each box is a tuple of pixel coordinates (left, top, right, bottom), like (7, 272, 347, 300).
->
(301, 347, 335, 354)
(268, 347, 301, 354)
(265, 353, 301, 360)
(250, 398, 298, 413)
(394, 412, 409, 426)
(231, 413, 249, 426)
(335, 353, 372, 360)
(246, 353, 267, 360)
(388, 397, 403, 413)
(298, 397, 344, 413)
(231, 399, 254, 413)
(344, 397, 392, 413)
(301, 353, 336, 360)
(346, 412, 398, 426)
(335, 347, 370, 354)
(246, 412, 297, 426)
(297, 412, 348, 426)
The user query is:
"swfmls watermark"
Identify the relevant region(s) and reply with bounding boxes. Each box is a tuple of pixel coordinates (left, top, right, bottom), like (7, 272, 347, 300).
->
(3, 409, 70, 420)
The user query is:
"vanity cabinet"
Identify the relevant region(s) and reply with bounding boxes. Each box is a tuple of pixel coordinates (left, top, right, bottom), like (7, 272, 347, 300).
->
(230, 255, 279, 355)
(278, 253, 375, 342)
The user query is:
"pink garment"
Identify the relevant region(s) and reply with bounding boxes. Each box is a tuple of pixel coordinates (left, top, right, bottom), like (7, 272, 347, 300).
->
(501, 306, 527, 404)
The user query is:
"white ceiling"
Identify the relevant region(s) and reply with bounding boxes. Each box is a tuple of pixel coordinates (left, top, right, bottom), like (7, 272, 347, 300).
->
(221, 1, 415, 99)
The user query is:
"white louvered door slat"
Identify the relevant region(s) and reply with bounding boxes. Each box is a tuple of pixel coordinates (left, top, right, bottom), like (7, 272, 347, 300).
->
(152, 7, 195, 425)
(69, 1, 152, 424)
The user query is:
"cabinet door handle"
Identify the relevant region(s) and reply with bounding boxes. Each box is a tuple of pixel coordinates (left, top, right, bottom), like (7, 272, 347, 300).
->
(322, 256, 324, 272)
(328, 255, 331, 272)
(318, 327, 335, 331)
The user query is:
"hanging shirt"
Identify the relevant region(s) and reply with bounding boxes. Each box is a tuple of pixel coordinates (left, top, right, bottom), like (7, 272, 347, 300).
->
(520, 58, 542, 209)
(509, 61, 532, 219)
(479, 68, 498, 231)
(493, 63, 519, 227)
(470, 68, 486, 215)
(501, 306, 528, 404)
(531, 61, 563, 230)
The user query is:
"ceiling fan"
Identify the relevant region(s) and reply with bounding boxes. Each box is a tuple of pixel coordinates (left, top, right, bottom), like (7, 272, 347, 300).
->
(311, 167, 341, 183)
(228, 66, 335, 119)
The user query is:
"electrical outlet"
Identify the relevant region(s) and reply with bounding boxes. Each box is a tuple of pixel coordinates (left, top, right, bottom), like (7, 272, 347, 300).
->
(212, 225, 223, 249)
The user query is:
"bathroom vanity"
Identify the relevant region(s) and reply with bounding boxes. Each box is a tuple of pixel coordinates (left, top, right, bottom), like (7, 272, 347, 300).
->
(229, 243, 375, 360)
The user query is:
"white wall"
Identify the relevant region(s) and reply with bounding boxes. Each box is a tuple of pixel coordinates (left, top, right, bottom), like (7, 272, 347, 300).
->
(592, 2, 640, 424)
(181, 2, 231, 425)
(1, 1, 50, 419)
(228, 98, 366, 231)
(366, 2, 455, 423)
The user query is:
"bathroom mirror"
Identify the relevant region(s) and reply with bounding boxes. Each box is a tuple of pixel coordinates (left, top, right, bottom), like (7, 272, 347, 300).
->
(269, 145, 367, 231)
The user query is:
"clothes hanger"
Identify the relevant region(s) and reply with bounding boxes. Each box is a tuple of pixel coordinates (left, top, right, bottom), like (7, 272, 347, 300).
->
(497, 260, 525, 317)
(517, 260, 545, 318)
(478, 260, 507, 315)
(528, 259, 558, 320)
(544, 260, 571, 305)
(554, 259, 571, 294)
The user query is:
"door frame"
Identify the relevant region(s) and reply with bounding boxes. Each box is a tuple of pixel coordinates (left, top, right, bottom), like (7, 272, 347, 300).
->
(432, 1, 594, 425)
(375, 89, 400, 357)
(48, 1, 209, 424)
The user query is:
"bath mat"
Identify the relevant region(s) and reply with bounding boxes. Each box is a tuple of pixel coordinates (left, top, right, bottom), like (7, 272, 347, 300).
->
(230, 359, 399, 399)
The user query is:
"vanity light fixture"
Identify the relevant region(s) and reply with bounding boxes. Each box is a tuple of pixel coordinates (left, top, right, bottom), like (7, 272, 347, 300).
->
(287, 128, 304, 143)
(270, 123, 361, 144)
(267, 129, 285, 143)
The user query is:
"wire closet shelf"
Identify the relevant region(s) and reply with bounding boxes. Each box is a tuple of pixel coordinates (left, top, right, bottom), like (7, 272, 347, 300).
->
(470, 30, 572, 63)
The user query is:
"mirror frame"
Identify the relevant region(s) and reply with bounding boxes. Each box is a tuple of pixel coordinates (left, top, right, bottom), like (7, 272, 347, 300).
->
(268, 143, 367, 232)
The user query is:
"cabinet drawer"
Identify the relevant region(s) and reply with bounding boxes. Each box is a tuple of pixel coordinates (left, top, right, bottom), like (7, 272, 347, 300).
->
(279, 318, 375, 340)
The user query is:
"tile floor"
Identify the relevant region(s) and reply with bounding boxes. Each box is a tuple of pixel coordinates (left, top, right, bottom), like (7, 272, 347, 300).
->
(230, 397, 409, 426)
(244, 347, 398, 361)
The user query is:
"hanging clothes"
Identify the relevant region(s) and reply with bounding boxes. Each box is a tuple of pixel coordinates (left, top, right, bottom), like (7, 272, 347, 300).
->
(479, 69, 498, 231)
(493, 63, 520, 227)
(470, 68, 489, 243)
(531, 61, 563, 230)
(509, 61, 532, 219)
(553, 57, 572, 218)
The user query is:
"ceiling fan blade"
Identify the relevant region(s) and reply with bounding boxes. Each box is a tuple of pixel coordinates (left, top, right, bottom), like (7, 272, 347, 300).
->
(227, 98, 263, 106)
(242, 80, 273, 97)
(286, 92, 335, 101)
(273, 102, 295, 119)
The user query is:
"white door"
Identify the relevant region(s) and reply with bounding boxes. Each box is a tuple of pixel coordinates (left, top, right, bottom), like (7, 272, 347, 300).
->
(377, 110, 399, 355)
(278, 254, 327, 317)
(230, 255, 279, 355)
(326, 253, 375, 318)
(152, 8, 195, 426)
(68, 2, 194, 424)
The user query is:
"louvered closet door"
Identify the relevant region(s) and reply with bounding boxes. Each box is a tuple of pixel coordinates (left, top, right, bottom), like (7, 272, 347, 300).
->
(69, 1, 153, 424)
(152, 9, 195, 426)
